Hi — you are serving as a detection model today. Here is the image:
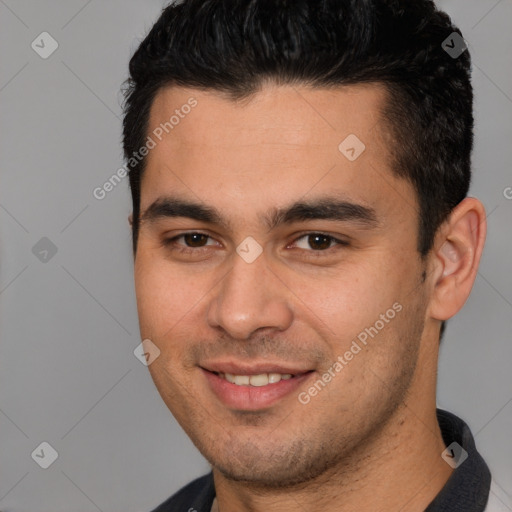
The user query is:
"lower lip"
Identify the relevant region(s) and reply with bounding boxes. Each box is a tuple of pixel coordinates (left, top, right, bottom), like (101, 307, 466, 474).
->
(202, 369, 314, 411)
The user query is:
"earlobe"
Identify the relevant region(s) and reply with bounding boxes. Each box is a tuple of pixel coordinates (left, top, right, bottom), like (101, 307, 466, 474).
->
(128, 214, 133, 227)
(428, 198, 487, 321)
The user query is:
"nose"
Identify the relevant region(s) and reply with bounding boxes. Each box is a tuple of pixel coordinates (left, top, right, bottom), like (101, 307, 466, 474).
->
(207, 248, 294, 340)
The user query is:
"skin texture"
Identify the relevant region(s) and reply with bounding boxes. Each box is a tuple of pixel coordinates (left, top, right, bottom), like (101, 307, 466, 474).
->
(133, 83, 486, 511)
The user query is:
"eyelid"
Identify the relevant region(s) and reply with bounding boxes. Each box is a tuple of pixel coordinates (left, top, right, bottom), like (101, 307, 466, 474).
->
(290, 231, 350, 245)
(162, 231, 219, 249)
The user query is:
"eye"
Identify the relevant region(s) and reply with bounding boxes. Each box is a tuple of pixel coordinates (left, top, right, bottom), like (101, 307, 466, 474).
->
(162, 232, 218, 254)
(290, 233, 349, 254)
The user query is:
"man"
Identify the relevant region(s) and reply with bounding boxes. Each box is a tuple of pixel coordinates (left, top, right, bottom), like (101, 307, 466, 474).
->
(121, 0, 508, 510)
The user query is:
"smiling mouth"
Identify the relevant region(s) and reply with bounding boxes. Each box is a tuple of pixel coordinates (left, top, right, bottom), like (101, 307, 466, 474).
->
(202, 368, 315, 410)
(213, 371, 306, 386)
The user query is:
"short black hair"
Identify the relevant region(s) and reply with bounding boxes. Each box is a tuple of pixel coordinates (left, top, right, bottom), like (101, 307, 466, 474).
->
(122, 0, 473, 261)
(123, 0, 471, 341)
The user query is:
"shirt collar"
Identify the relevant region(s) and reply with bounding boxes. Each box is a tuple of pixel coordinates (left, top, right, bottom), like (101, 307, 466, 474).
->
(425, 408, 491, 511)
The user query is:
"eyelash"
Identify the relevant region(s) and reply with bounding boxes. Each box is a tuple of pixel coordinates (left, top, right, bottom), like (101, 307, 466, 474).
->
(161, 231, 349, 257)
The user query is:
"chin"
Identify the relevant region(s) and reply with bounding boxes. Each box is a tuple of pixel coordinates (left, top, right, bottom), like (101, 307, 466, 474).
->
(212, 456, 338, 489)
(199, 433, 343, 489)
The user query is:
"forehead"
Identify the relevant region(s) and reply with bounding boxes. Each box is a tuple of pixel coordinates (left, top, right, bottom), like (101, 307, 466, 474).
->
(141, 83, 416, 229)
(148, 82, 387, 148)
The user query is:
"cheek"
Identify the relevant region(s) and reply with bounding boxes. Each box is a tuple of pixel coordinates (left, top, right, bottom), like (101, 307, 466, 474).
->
(134, 251, 175, 334)
(134, 251, 211, 338)
(289, 261, 402, 336)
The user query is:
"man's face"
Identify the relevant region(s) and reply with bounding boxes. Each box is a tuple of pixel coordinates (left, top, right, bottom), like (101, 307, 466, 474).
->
(134, 84, 431, 486)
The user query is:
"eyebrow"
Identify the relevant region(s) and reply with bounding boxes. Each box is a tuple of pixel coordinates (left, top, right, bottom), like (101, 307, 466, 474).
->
(140, 195, 379, 232)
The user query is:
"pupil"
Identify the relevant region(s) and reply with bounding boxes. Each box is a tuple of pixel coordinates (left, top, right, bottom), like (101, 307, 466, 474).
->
(186, 233, 206, 247)
(309, 234, 330, 250)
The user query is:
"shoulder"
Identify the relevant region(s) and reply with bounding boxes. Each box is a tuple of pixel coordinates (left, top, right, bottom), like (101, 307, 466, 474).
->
(150, 472, 215, 512)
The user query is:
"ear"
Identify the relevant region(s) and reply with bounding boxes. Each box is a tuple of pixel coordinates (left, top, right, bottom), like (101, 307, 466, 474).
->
(128, 214, 133, 227)
(427, 197, 487, 321)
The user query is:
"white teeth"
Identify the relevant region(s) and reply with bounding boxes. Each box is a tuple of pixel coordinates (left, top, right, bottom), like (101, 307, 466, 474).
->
(249, 374, 269, 386)
(268, 373, 282, 384)
(220, 372, 295, 386)
(233, 375, 250, 385)
(224, 374, 250, 385)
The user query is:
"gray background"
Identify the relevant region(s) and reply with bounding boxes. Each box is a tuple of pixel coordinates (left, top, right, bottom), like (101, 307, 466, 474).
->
(0, 1, 511, 510)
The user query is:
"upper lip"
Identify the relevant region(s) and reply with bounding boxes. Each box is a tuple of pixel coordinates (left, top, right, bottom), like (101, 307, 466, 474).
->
(201, 360, 314, 376)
